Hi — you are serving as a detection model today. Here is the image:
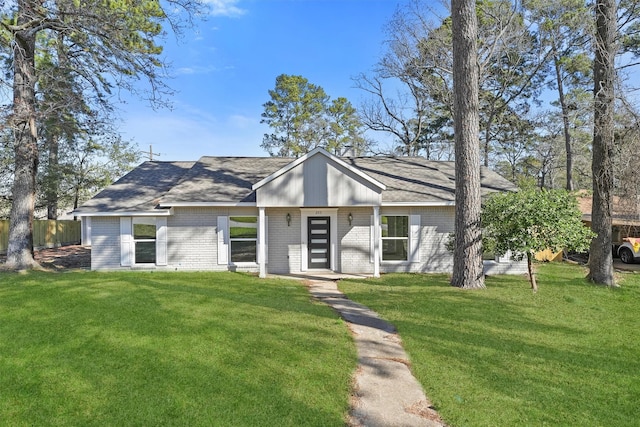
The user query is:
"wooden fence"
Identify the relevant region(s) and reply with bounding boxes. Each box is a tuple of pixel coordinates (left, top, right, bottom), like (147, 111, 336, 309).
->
(0, 220, 81, 254)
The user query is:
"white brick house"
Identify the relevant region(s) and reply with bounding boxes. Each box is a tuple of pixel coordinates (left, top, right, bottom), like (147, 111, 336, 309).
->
(75, 148, 526, 276)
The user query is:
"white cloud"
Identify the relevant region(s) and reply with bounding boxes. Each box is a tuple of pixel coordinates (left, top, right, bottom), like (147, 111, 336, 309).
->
(227, 114, 256, 129)
(204, 0, 247, 17)
(175, 65, 219, 75)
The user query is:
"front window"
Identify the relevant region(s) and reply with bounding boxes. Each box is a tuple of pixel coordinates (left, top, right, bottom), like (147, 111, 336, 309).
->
(133, 218, 156, 264)
(381, 216, 408, 261)
(230, 216, 257, 263)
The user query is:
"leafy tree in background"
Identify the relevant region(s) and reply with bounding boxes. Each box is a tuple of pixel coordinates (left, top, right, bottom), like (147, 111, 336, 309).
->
(613, 102, 640, 235)
(619, 0, 640, 69)
(475, 0, 547, 168)
(451, 0, 485, 289)
(261, 74, 328, 157)
(35, 35, 142, 219)
(0, 0, 203, 269)
(353, 0, 447, 158)
(529, 88, 593, 190)
(491, 111, 537, 183)
(37, 35, 95, 219)
(66, 136, 140, 214)
(528, 114, 559, 188)
(611, 1, 640, 246)
(357, 0, 547, 165)
(523, 0, 592, 191)
(483, 188, 594, 292)
(36, 133, 141, 218)
(0, 52, 141, 221)
(325, 97, 368, 155)
(261, 74, 368, 157)
(354, 1, 453, 158)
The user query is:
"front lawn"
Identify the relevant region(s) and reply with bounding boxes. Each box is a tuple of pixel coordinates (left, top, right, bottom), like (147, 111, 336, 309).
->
(339, 263, 640, 427)
(0, 271, 355, 426)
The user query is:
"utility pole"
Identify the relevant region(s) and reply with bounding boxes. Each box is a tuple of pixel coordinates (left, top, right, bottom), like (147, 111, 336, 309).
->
(140, 144, 160, 161)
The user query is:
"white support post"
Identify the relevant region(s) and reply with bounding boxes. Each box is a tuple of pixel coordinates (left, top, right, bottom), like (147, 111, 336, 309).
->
(373, 206, 380, 278)
(258, 207, 267, 278)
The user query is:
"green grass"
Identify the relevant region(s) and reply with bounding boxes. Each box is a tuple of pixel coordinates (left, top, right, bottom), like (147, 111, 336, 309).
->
(338, 263, 640, 427)
(0, 271, 356, 426)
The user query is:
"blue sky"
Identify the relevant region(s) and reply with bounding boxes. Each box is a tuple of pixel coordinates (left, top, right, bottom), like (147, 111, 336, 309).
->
(119, 0, 406, 161)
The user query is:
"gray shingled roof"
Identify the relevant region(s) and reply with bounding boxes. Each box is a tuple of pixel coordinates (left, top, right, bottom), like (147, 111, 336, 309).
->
(346, 157, 512, 203)
(75, 161, 195, 213)
(161, 157, 292, 204)
(76, 154, 516, 213)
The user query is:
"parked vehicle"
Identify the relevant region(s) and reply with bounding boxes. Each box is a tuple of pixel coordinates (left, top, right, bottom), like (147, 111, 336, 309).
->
(618, 237, 640, 264)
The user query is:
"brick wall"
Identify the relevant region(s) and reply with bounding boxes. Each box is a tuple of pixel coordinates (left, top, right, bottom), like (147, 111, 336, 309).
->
(89, 205, 526, 274)
(337, 207, 456, 274)
(167, 207, 221, 271)
(406, 206, 455, 274)
(340, 207, 374, 274)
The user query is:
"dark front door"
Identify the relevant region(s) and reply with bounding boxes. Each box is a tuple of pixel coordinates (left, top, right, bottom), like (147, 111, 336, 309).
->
(308, 217, 330, 269)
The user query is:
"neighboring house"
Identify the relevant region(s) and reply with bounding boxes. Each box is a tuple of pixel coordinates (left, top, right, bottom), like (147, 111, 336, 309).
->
(75, 147, 526, 277)
(578, 194, 640, 244)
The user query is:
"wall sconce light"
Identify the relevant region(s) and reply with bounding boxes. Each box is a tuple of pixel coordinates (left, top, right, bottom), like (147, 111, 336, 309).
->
(348, 213, 353, 226)
(286, 213, 291, 226)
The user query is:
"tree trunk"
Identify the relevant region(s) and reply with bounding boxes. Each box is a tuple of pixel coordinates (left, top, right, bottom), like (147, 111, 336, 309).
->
(451, 0, 485, 289)
(588, 0, 616, 286)
(527, 252, 538, 292)
(553, 54, 574, 191)
(6, 0, 40, 269)
(46, 135, 60, 220)
(483, 109, 495, 168)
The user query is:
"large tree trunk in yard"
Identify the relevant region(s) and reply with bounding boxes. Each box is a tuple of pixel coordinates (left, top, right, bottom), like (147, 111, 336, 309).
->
(588, 0, 616, 286)
(451, 0, 485, 289)
(6, 0, 40, 269)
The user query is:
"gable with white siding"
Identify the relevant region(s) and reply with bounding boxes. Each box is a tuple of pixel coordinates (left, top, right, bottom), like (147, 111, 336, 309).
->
(253, 148, 385, 207)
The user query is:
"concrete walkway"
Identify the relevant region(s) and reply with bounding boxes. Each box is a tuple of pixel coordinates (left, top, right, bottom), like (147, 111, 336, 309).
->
(306, 280, 445, 427)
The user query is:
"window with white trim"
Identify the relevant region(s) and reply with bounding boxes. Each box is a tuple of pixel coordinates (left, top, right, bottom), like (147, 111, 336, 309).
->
(133, 217, 156, 264)
(230, 216, 257, 263)
(381, 215, 408, 261)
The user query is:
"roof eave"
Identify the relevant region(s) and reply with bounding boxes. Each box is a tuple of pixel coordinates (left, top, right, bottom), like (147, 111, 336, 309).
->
(158, 202, 257, 208)
(381, 201, 455, 206)
(73, 208, 173, 217)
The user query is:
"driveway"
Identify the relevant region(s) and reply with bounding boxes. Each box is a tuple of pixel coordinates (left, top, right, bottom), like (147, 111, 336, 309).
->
(614, 259, 640, 272)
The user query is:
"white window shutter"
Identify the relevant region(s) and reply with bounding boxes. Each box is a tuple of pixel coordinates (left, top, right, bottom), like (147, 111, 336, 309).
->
(217, 216, 229, 265)
(82, 217, 92, 246)
(409, 214, 421, 263)
(370, 215, 375, 263)
(257, 216, 268, 264)
(120, 217, 132, 266)
(156, 217, 168, 266)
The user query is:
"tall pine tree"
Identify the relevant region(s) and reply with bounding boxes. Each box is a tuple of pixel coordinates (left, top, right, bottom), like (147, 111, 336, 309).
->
(2, 0, 203, 269)
(588, 0, 617, 286)
(451, 0, 485, 289)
